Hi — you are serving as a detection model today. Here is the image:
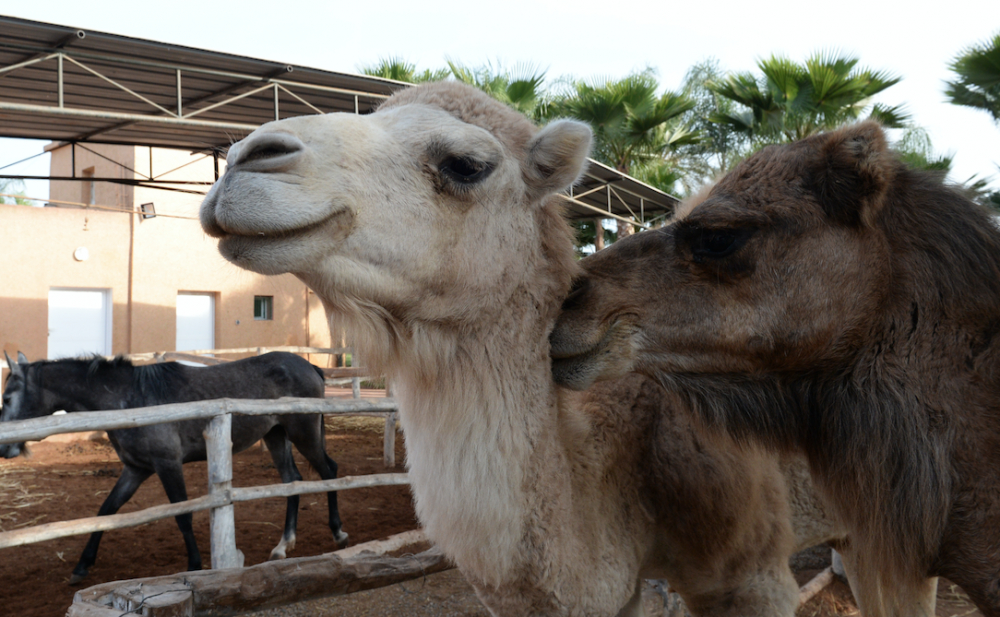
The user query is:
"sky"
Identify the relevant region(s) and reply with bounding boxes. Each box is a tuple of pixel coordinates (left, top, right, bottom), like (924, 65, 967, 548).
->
(1, 0, 998, 201)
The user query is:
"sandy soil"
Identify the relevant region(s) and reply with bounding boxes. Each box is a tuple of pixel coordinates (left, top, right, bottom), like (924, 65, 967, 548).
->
(0, 414, 416, 617)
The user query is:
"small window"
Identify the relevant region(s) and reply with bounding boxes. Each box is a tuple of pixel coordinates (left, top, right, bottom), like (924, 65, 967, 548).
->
(254, 296, 273, 320)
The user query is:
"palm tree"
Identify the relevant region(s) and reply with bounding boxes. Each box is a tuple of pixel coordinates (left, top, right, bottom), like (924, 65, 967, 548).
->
(946, 32, 1000, 124)
(360, 57, 449, 84)
(893, 127, 953, 175)
(447, 60, 548, 120)
(553, 70, 697, 243)
(669, 59, 754, 194)
(709, 51, 909, 144)
(555, 70, 697, 178)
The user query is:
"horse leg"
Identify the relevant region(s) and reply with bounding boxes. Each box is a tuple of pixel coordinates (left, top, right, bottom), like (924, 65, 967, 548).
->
(284, 418, 349, 548)
(70, 465, 153, 584)
(263, 427, 303, 560)
(153, 460, 201, 572)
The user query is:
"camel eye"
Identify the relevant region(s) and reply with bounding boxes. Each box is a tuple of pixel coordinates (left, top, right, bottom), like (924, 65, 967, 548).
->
(440, 156, 493, 185)
(687, 227, 754, 261)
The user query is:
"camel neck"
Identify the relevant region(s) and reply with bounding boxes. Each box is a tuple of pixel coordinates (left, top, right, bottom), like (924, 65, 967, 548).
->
(389, 297, 569, 588)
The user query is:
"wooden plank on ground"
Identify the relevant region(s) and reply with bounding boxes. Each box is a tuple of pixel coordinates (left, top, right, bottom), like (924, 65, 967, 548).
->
(67, 531, 449, 617)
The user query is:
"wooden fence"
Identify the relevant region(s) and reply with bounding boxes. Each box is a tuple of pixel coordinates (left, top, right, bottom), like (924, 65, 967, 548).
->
(0, 395, 404, 570)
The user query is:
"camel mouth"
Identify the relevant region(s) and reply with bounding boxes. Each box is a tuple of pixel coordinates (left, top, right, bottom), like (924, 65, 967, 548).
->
(551, 316, 638, 390)
(215, 206, 349, 241)
(212, 206, 354, 274)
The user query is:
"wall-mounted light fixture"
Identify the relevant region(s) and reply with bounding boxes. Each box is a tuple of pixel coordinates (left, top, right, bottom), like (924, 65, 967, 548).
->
(140, 202, 156, 219)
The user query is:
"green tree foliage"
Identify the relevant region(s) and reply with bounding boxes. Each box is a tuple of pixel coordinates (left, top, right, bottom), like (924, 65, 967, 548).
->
(552, 69, 697, 193)
(0, 178, 31, 205)
(669, 59, 753, 193)
(447, 60, 548, 120)
(893, 127, 953, 174)
(360, 57, 449, 83)
(709, 51, 909, 144)
(946, 32, 1000, 123)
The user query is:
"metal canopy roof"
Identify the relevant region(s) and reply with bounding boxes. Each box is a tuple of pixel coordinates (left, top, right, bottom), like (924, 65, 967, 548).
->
(0, 15, 678, 224)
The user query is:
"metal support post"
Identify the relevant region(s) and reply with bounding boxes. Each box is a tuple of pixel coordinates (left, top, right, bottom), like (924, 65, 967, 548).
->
(274, 84, 279, 121)
(176, 69, 183, 117)
(57, 54, 64, 108)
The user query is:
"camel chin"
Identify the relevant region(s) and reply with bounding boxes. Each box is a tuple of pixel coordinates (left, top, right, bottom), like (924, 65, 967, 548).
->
(551, 319, 637, 390)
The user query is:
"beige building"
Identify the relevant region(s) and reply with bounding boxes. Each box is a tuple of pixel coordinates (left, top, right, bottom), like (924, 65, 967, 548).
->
(0, 142, 336, 377)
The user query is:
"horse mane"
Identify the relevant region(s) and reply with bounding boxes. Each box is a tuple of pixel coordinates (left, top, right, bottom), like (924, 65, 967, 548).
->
(78, 355, 186, 404)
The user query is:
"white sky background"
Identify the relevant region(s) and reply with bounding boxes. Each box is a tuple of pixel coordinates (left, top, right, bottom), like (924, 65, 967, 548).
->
(1, 0, 997, 202)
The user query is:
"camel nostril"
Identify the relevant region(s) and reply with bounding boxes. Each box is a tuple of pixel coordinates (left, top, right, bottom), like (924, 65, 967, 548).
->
(231, 133, 304, 169)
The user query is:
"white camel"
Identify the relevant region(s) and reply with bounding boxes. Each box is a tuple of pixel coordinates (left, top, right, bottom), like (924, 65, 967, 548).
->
(201, 81, 872, 616)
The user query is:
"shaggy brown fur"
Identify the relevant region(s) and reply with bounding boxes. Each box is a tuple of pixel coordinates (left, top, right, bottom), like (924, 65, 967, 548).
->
(551, 121, 1000, 615)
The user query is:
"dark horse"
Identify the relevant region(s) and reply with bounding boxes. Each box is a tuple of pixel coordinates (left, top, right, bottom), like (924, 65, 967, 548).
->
(1, 350, 348, 584)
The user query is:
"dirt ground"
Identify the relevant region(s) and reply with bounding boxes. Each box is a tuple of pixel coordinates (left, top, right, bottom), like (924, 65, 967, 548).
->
(0, 404, 984, 617)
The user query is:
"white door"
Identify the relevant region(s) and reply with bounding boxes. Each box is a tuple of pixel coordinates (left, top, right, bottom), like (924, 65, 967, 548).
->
(48, 288, 112, 359)
(176, 293, 215, 354)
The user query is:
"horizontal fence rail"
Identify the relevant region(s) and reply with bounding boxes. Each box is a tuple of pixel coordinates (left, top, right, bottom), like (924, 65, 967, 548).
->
(0, 473, 410, 549)
(0, 397, 398, 444)
(0, 396, 403, 569)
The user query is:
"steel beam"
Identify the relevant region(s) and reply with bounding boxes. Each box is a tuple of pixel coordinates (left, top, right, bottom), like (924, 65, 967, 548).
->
(0, 101, 259, 131)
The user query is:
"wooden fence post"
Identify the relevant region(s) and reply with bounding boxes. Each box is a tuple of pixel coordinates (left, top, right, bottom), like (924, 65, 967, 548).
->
(204, 409, 243, 570)
(383, 381, 396, 468)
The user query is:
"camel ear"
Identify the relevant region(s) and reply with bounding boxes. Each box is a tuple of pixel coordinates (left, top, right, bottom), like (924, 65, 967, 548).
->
(523, 120, 592, 199)
(806, 121, 895, 228)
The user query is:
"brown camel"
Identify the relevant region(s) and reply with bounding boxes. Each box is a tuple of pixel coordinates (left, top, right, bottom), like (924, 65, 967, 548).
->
(550, 121, 1000, 615)
(200, 82, 891, 615)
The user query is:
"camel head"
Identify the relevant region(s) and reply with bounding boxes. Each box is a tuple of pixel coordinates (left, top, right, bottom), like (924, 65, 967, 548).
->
(551, 122, 896, 389)
(202, 82, 590, 358)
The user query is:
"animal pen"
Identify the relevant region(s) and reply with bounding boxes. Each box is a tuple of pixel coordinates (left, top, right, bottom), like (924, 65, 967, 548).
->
(0, 347, 456, 616)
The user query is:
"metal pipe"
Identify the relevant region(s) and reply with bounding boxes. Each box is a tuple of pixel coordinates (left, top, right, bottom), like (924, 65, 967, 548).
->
(183, 82, 274, 119)
(57, 53, 63, 108)
(354, 95, 359, 114)
(558, 195, 649, 229)
(176, 69, 182, 117)
(0, 101, 260, 130)
(63, 55, 176, 117)
(5, 43, 390, 99)
(0, 51, 60, 76)
(274, 83, 279, 121)
(276, 84, 323, 115)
